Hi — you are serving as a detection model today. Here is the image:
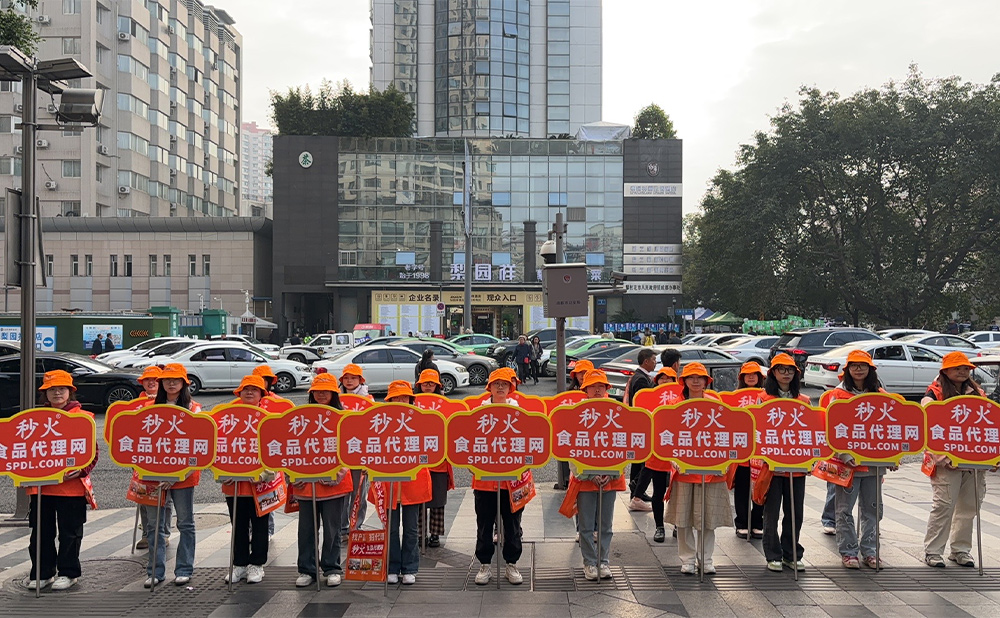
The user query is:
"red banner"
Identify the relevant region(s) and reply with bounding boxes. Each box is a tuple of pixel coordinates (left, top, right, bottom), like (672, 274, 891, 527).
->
(652, 399, 756, 473)
(0, 408, 97, 486)
(259, 404, 343, 481)
(446, 403, 552, 478)
(545, 390, 587, 414)
(464, 391, 547, 414)
(340, 394, 375, 412)
(632, 384, 683, 410)
(108, 404, 218, 481)
(718, 388, 764, 409)
(208, 404, 269, 480)
(826, 393, 925, 464)
(549, 399, 651, 471)
(924, 395, 1000, 467)
(346, 530, 388, 582)
(413, 393, 468, 418)
(337, 403, 446, 479)
(748, 399, 832, 470)
(104, 397, 149, 443)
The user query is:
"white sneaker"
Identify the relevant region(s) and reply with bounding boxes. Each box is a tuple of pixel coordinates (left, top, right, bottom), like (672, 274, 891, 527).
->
(504, 563, 522, 585)
(598, 564, 612, 579)
(23, 576, 53, 589)
(225, 566, 247, 583)
(143, 577, 162, 588)
(295, 573, 314, 587)
(51, 576, 77, 590)
(583, 564, 599, 581)
(173, 576, 191, 586)
(246, 564, 264, 584)
(822, 525, 836, 535)
(401, 573, 416, 585)
(628, 497, 652, 512)
(387, 573, 399, 584)
(474, 564, 492, 585)
(680, 563, 696, 575)
(326, 573, 342, 587)
(574, 532, 580, 543)
(702, 563, 717, 575)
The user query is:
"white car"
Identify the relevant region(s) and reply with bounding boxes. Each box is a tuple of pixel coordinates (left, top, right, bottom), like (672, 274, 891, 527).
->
(894, 333, 982, 356)
(716, 336, 779, 364)
(803, 340, 946, 396)
(130, 341, 312, 394)
(109, 339, 204, 368)
(687, 333, 752, 347)
(312, 345, 470, 395)
(96, 337, 188, 363)
(208, 334, 280, 354)
(961, 331, 1000, 349)
(876, 328, 936, 340)
(280, 332, 355, 364)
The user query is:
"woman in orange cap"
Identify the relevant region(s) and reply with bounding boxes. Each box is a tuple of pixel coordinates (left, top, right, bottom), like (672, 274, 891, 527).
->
(339, 364, 371, 399)
(733, 361, 766, 540)
(132, 365, 162, 551)
(643, 365, 680, 543)
(223, 375, 273, 585)
(339, 363, 372, 540)
(415, 369, 450, 548)
(664, 363, 729, 575)
(921, 351, 987, 569)
(654, 367, 677, 385)
(473, 368, 528, 586)
(568, 360, 595, 390)
(381, 381, 432, 585)
(24, 371, 95, 592)
(758, 353, 811, 573)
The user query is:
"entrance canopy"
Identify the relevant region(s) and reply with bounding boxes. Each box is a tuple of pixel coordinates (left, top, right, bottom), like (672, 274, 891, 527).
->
(240, 310, 277, 329)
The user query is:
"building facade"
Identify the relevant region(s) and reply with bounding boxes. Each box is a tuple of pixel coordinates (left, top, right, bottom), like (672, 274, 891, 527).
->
(272, 135, 681, 339)
(240, 121, 273, 217)
(370, 0, 602, 138)
(0, 0, 242, 218)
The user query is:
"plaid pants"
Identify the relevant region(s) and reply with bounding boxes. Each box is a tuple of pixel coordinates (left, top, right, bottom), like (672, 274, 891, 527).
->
(418, 505, 445, 537)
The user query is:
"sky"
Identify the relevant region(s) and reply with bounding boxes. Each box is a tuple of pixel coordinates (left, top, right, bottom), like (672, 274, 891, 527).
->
(228, 0, 1000, 213)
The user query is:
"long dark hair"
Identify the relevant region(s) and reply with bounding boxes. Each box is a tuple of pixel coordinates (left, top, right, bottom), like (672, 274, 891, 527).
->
(417, 349, 435, 371)
(308, 390, 343, 408)
(155, 381, 193, 409)
(938, 372, 983, 399)
(840, 363, 881, 393)
(764, 370, 801, 398)
(738, 373, 762, 389)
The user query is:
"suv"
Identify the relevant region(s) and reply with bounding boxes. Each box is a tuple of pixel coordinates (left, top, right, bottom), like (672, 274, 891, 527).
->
(770, 327, 882, 371)
(486, 327, 591, 369)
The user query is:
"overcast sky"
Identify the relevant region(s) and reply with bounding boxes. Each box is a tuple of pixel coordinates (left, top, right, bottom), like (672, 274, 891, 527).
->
(229, 0, 1000, 212)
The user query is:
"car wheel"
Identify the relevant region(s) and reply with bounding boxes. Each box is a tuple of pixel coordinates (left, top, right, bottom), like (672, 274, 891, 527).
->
(468, 364, 489, 385)
(274, 372, 295, 393)
(503, 353, 517, 370)
(440, 374, 457, 395)
(104, 385, 139, 408)
(188, 375, 202, 395)
(288, 353, 306, 364)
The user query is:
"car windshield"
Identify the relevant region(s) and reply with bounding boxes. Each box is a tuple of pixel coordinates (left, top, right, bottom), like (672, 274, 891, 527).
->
(718, 338, 751, 348)
(895, 334, 926, 343)
(60, 353, 115, 372)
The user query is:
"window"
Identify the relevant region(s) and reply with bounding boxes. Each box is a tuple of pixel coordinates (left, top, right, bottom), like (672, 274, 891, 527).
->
(163, 254, 171, 276)
(63, 0, 81, 13)
(226, 348, 257, 362)
(0, 157, 23, 175)
(202, 254, 210, 276)
(124, 254, 132, 277)
(188, 254, 196, 276)
(61, 201, 81, 216)
(45, 254, 53, 278)
(339, 250, 357, 266)
(190, 348, 227, 362)
(109, 255, 118, 277)
(149, 254, 157, 276)
(907, 345, 941, 364)
(95, 165, 104, 183)
(70, 254, 79, 276)
(62, 37, 81, 55)
(62, 160, 82, 178)
(355, 349, 390, 364)
(873, 345, 905, 361)
(84, 254, 93, 276)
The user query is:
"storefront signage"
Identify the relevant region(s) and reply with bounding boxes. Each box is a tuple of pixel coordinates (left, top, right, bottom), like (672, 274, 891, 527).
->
(372, 291, 543, 305)
(623, 265, 681, 276)
(0, 326, 57, 351)
(623, 281, 682, 295)
(624, 254, 682, 265)
(624, 183, 682, 198)
(623, 244, 682, 254)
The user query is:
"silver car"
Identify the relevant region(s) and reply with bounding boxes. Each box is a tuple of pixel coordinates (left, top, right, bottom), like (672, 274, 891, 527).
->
(312, 345, 470, 395)
(715, 336, 778, 364)
(895, 333, 982, 356)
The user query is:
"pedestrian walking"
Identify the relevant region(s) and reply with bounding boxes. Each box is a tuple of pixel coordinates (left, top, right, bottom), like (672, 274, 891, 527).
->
(513, 335, 532, 385)
(414, 348, 438, 381)
(529, 335, 543, 384)
(414, 369, 452, 548)
(732, 361, 765, 540)
(90, 333, 103, 356)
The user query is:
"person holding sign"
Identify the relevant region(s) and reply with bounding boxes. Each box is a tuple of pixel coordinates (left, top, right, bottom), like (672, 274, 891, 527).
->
(381, 380, 433, 585)
(758, 353, 812, 573)
(921, 352, 988, 569)
(644, 366, 680, 543)
(133, 365, 163, 551)
(473, 368, 529, 586)
(665, 363, 730, 575)
(415, 369, 452, 548)
(293, 372, 352, 588)
(733, 361, 765, 540)
(340, 364, 372, 540)
(340, 364, 372, 399)
(24, 371, 97, 591)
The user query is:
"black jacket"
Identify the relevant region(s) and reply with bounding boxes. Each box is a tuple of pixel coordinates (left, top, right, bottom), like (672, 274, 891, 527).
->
(104, 337, 115, 352)
(90, 338, 103, 356)
(626, 369, 654, 406)
(513, 342, 533, 365)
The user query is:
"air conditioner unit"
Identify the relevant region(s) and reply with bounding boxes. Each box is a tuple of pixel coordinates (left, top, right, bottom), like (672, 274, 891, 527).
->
(169, 67, 177, 75)
(169, 135, 177, 143)
(44, 180, 57, 190)
(203, 183, 210, 191)
(118, 186, 131, 195)
(97, 144, 110, 155)
(203, 153, 210, 162)
(169, 169, 177, 176)
(35, 139, 49, 148)
(118, 32, 131, 41)
(14, 145, 23, 154)
(13, 103, 23, 113)
(169, 202, 178, 211)
(169, 101, 177, 109)
(46, 104, 57, 114)
(36, 15, 50, 24)
(167, 25, 175, 35)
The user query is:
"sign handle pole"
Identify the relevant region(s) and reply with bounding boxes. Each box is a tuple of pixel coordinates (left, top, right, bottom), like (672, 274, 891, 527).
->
(227, 489, 237, 593)
(421, 507, 426, 556)
(788, 473, 798, 582)
(699, 476, 705, 583)
(596, 483, 603, 582)
(34, 490, 41, 599)
(130, 505, 140, 555)
(746, 472, 753, 545)
(311, 483, 321, 592)
(874, 469, 881, 575)
(384, 482, 393, 598)
(149, 488, 166, 594)
(975, 471, 984, 577)
(496, 488, 502, 590)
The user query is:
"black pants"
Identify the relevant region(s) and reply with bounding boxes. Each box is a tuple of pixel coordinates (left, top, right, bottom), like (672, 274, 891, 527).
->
(517, 362, 531, 384)
(226, 496, 269, 567)
(474, 489, 522, 565)
(649, 469, 670, 528)
(630, 463, 652, 499)
(762, 474, 805, 562)
(733, 465, 764, 530)
(529, 360, 540, 382)
(28, 494, 87, 580)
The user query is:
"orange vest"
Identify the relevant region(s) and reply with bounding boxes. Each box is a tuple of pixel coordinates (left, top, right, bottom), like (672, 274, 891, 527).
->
(386, 468, 433, 507)
(28, 401, 94, 497)
(757, 392, 812, 404)
(472, 469, 533, 493)
(290, 472, 353, 500)
(569, 472, 628, 493)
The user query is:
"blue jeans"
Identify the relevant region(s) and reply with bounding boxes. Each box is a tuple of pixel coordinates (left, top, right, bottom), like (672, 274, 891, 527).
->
(822, 482, 836, 528)
(835, 471, 882, 558)
(577, 489, 615, 566)
(143, 486, 195, 579)
(297, 495, 347, 577)
(388, 504, 420, 575)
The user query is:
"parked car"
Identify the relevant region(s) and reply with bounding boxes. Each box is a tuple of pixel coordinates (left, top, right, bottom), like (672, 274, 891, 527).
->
(803, 340, 946, 396)
(770, 327, 883, 371)
(685, 333, 751, 347)
(547, 338, 634, 376)
(281, 332, 355, 364)
(894, 333, 982, 356)
(564, 344, 643, 376)
(313, 345, 469, 395)
(207, 334, 280, 354)
(876, 328, 937, 340)
(109, 339, 203, 368)
(0, 342, 20, 355)
(388, 339, 497, 385)
(601, 345, 742, 401)
(0, 353, 142, 417)
(95, 336, 188, 363)
(131, 342, 312, 394)
(487, 327, 591, 369)
(970, 355, 1000, 402)
(447, 333, 503, 354)
(356, 336, 408, 348)
(961, 331, 1000, 349)
(715, 336, 779, 364)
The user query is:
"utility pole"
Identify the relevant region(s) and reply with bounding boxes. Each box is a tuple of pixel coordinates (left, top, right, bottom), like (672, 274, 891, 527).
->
(18, 67, 37, 420)
(462, 140, 472, 333)
(554, 211, 566, 393)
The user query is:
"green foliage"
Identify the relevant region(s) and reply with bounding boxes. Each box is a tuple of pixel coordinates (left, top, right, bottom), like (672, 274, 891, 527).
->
(270, 80, 414, 137)
(685, 67, 1000, 327)
(0, 1, 42, 57)
(632, 103, 677, 139)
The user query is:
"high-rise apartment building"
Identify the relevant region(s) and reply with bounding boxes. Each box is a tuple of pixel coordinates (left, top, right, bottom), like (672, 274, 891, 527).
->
(370, 0, 601, 138)
(0, 0, 242, 218)
(240, 121, 272, 217)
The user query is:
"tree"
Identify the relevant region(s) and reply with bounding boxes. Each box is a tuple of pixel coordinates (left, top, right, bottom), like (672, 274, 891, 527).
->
(687, 68, 1000, 327)
(270, 80, 414, 137)
(632, 103, 677, 139)
(0, 1, 42, 57)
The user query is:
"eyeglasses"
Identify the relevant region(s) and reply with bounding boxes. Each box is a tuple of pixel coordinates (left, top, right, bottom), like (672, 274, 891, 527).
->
(774, 366, 797, 374)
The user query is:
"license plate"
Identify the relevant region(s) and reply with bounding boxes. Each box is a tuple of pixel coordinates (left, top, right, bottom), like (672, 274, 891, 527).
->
(808, 364, 820, 372)
(609, 387, 624, 397)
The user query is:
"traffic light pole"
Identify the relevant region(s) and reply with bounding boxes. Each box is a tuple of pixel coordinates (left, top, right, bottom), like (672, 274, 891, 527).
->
(553, 212, 570, 490)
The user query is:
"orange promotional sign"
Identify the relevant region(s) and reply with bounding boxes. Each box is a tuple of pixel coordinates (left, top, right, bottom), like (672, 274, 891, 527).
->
(446, 404, 552, 479)
(748, 399, 832, 470)
(337, 403, 446, 479)
(0, 408, 97, 486)
(633, 384, 684, 410)
(413, 393, 468, 418)
(549, 399, 651, 472)
(826, 393, 925, 464)
(545, 390, 587, 414)
(340, 393, 375, 412)
(207, 404, 269, 480)
(652, 399, 756, 473)
(108, 404, 218, 481)
(262, 397, 295, 415)
(718, 388, 764, 409)
(259, 404, 343, 481)
(104, 397, 149, 443)
(464, 391, 547, 414)
(924, 395, 1000, 467)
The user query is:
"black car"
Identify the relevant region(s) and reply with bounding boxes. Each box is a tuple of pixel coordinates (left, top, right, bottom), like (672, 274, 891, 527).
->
(769, 327, 882, 371)
(0, 353, 143, 417)
(564, 343, 642, 375)
(487, 327, 591, 369)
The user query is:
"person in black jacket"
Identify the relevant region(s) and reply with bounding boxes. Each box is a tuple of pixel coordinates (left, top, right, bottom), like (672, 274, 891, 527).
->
(104, 333, 116, 353)
(625, 348, 657, 511)
(90, 334, 103, 356)
(513, 335, 533, 385)
(414, 348, 439, 380)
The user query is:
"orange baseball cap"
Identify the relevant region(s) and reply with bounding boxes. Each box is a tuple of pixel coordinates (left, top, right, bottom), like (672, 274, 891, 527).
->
(941, 351, 974, 370)
(340, 363, 366, 384)
(137, 365, 163, 382)
(234, 374, 267, 395)
(40, 370, 76, 391)
(679, 362, 713, 386)
(769, 353, 799, 373)
(159, 363, 190, 384)
(655, 367, 677, 381)
(252, 365, 277, 380)
(570, 360, 595, 377)
(739, 361, 765, 377)
(386, 380, 415, 401)
(416, 368, 442, 387)
(580, 369, 611, 391)
(309, 372, 340, 392)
